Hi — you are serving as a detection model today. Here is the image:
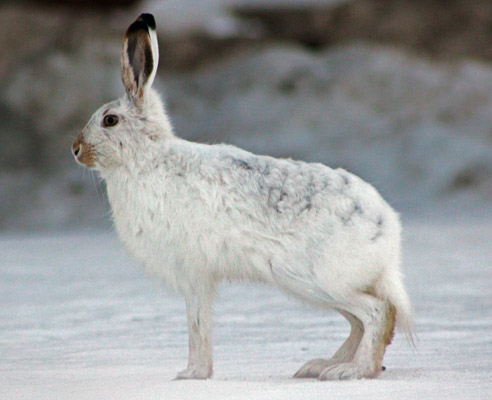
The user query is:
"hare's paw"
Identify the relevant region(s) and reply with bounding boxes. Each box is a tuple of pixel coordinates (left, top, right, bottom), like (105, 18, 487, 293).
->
(318, 362, 377, 381)
(293, 358, 332, 379)
(174, 365, 212, 380)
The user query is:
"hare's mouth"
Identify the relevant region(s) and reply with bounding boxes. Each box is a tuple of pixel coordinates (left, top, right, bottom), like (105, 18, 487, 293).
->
(72, 134, 96, 168)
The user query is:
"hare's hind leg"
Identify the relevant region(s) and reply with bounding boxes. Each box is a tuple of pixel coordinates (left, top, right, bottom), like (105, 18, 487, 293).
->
(318, 293, 395, 381)
(329, 311, 364, 364)
(293, 310, 363, 379)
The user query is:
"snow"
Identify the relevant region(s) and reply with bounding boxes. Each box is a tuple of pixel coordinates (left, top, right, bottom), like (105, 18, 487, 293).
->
(1, 217, 491, 399)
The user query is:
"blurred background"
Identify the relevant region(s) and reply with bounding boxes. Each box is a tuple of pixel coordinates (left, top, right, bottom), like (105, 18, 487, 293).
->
(1, 0, 491, 232)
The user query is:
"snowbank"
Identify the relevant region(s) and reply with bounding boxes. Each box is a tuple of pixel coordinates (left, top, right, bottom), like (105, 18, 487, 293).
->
(163, 43, 492, 215)
(1, 10, 491, 230)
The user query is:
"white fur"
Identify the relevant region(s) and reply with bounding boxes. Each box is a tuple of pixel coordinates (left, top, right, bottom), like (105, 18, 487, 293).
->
(73, 14, 413, 381)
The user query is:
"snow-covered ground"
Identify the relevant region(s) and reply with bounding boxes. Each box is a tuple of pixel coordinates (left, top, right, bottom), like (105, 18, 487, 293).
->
(1, 216, 491, 399)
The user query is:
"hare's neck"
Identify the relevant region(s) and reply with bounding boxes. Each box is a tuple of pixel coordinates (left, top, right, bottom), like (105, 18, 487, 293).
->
(103, 138, 190, 215)
(101, 137, 184, 178)
(104, 163, 169, 247)
(104, 169, 139, 221)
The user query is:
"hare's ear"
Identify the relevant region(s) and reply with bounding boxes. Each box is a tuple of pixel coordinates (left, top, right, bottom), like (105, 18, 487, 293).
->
(121, 14, 159, 105)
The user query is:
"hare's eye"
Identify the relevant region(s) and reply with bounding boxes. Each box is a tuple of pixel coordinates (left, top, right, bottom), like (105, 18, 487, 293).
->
(103, 114, 119, 127)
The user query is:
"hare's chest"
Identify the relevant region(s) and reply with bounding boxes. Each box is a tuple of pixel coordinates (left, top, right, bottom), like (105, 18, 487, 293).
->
(106, 176, 178, 267)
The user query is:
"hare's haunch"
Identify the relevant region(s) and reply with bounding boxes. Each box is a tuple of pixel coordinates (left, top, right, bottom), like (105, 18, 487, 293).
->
(72, 13, 413, 381)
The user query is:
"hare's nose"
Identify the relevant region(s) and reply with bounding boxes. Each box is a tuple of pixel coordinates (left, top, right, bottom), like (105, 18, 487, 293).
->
(72, 133, 83, 157)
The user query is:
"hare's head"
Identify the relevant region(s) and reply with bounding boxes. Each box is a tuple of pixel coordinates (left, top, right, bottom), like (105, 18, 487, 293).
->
(72, 14, 173, 172)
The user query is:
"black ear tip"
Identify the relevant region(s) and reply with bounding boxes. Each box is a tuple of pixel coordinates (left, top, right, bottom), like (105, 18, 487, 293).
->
(127, 20, 149, 35)
(138, 13, 156, 30)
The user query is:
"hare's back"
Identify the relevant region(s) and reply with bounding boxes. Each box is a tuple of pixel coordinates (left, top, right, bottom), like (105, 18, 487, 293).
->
(200, 144, 394, 233)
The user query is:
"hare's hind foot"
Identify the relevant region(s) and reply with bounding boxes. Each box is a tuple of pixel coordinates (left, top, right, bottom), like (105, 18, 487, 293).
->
(293, 358, 333, 379)
(294, 310, 364, 379)
(318, 362, 379, 381)
(294, 359, 387, 379)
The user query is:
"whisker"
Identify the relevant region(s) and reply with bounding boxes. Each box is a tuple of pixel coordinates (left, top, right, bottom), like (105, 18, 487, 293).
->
(91, 170, 103, 203)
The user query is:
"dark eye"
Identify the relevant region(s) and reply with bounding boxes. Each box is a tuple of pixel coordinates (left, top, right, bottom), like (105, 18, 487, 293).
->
(102, 114, 119, 127)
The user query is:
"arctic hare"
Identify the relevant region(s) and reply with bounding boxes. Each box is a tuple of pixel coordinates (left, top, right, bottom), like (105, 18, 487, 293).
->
(72, 14, 412, 380)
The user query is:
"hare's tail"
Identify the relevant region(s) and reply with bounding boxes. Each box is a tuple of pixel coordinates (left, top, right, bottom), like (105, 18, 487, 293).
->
(375, 267, 415, 347)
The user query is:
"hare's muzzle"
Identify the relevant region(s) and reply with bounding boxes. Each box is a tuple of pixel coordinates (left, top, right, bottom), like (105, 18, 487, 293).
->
(72, 132, 96, 168)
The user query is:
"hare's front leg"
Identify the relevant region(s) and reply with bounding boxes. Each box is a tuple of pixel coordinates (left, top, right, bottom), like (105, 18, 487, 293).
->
(175, 284, 215, 380)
